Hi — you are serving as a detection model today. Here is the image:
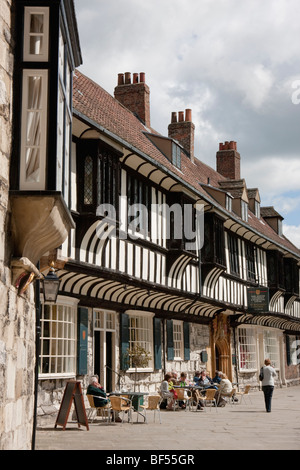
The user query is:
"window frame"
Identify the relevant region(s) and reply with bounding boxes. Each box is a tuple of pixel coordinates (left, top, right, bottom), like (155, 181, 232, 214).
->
(241, 200, 248, 222)
(127, 311, 154, 372)
(238, 327, 257, 372)
(19, 69, 48, 190)
(254, 200, 260, 219)
(56, 25, 72, 202)
(172, 142, 181, 169)
(23, 6, 49, 62)
(127, 171, 152, 239)
(263, 330, 280, 369)
(173, 320, 184, 360)
(39, 296, 79, 379)
(245, 242, 256, 282)
(79, 140, 121, 214)
(227, 232, 240, 276)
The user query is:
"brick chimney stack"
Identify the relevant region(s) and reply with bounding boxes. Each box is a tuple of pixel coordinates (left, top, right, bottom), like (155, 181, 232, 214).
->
(216, 141, 240, 179)
(168, 109, 195, 163)
(114, 72, 150, 128)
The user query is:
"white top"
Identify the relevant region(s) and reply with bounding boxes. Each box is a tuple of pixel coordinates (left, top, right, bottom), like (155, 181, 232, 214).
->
(261, 365, 277, 386)
(219, 378, 232, 394)
(160, 380, 173, 398)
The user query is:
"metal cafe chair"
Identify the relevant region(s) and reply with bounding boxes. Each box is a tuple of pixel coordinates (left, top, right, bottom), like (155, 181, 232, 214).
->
(109, 395, 133, 423)
(175, 388, 192, 411)
(140, 395, 162, 423)
(201, 388, 218, 411)
(86, 394, 111, 423)
(235, 385, 252, 404)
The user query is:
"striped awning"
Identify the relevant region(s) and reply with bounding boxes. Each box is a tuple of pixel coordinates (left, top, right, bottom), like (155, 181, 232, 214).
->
(235, 312, 300, 332)
(56, 268, 222, 319)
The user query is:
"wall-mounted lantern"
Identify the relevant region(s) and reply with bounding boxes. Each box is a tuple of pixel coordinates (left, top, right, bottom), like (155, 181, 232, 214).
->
(42, 265, 60, 303)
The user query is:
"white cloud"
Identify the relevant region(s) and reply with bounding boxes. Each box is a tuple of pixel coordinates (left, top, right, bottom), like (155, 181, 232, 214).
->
(243, 157, 300, 196)
(283, 224, 300, 249)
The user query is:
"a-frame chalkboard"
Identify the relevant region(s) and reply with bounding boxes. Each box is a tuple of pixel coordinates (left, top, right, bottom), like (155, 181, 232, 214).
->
(55, 380, 89, 430)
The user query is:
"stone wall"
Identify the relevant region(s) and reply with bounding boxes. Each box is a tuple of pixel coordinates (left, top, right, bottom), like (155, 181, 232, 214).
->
(0, 0, 36, 450)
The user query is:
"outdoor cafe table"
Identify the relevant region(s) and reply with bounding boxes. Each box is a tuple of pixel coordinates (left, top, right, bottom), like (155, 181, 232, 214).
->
(108, 391, 149, 422)
(173, 384, 219, 396)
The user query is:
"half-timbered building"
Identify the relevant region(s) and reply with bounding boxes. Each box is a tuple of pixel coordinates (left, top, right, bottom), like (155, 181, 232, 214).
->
(36, 68, 300, 409)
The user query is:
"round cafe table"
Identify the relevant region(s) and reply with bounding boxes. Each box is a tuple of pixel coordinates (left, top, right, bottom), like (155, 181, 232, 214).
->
(108, 391, 149, 421)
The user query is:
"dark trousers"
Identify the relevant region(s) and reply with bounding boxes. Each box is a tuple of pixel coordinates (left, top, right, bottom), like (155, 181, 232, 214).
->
(262, 385, 274, 412)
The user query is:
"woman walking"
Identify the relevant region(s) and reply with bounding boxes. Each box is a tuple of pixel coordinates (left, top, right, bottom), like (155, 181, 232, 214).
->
(260, 359, 277, 412)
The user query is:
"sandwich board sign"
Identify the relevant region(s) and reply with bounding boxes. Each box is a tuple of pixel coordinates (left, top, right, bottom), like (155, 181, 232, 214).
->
(55, 380, 89, 430)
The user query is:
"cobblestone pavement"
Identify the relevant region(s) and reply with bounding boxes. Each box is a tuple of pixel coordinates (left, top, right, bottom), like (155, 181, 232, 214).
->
(35, 385, 300, 451)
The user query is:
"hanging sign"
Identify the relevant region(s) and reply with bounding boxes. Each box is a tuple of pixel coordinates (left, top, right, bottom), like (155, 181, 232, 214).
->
(247, 287, 269, 313)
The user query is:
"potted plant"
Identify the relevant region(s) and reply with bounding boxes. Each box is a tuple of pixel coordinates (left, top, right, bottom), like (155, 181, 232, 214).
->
(127, 345, 152, 391)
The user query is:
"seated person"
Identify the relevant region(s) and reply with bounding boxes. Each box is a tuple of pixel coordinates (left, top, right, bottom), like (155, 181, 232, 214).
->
(212, 371, 221, 384)
(178, 372, 189, 409)
(179, 372, 188, 387)
(215, 372, 233, 406)
(193, 371, 201, 385)
(170, 371, 179, 386)
(87, 376, 122, 422)
(161, 373, 176, 410)
(199, 371, 218, 390)
(87, 376, 109, 407)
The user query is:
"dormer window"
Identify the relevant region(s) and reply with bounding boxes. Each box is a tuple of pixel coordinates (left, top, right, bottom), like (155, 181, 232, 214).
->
(172, 142, 181, 169)
(261, 207, 284, 235)
(247, 188, 261, 219)
(241, 200, 248, 222)
(278, 219, 283, 236)
(226, 194, 232, 212)
(254, 200, 260, 218)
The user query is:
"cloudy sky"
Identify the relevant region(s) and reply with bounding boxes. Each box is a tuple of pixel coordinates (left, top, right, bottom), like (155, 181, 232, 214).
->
(74, 0, 300, 248)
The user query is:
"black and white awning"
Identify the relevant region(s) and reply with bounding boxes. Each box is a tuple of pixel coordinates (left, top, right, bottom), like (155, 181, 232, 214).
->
(56, 266, 222, 320)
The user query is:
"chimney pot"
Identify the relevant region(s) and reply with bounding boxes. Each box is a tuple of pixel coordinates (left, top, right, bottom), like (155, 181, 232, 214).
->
(171, 112, 177, 123)
(139, 72, 145, 83)
(118, 73, 124, 86)
(185, 109, 192, 121)
(178, 111, 184, 122)
(125, 72, 131, 84)
(133, 73, 139, 83)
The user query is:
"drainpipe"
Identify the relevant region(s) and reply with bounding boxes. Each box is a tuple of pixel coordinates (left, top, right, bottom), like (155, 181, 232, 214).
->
(32, 264, 41, 450)
(162, 319, 166, 377)
(197, 206, 202, 298)
(233, 323, 239, 391)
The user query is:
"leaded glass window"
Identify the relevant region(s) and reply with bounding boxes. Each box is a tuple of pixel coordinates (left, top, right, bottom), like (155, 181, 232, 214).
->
(84, 155, 93, 205)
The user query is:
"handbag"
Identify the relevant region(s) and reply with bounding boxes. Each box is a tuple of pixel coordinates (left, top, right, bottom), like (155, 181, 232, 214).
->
(259, 367, 264, 381)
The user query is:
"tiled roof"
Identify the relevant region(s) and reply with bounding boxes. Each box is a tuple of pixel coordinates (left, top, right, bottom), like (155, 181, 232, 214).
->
(261, 206, 284, 219)
(73, 70, 300, 257)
